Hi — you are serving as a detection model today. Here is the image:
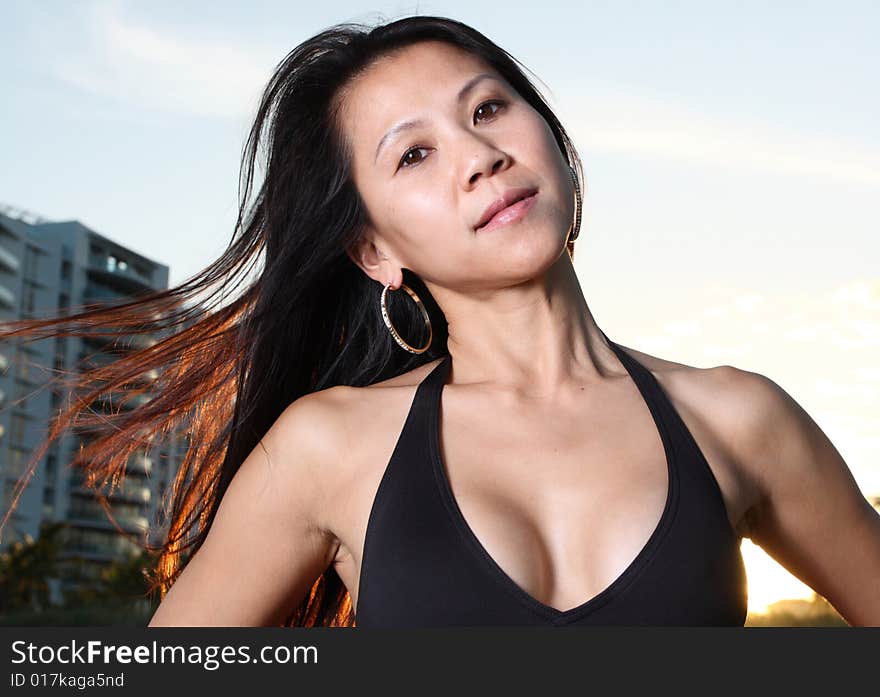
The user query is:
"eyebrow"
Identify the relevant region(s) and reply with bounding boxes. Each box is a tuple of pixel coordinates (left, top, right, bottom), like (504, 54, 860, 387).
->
(373, 73, 502, 164)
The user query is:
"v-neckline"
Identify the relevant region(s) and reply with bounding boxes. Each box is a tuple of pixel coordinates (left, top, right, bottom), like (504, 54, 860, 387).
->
(426, 336, 680, 623)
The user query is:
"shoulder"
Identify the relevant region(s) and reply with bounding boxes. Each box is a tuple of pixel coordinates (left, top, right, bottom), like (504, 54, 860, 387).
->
(294, 356, 447, 423)
(612, 340, 778, 443)
(668, 359, 880, 624)
(679, 361, 818, 500)
(644, 350, 870, 540)
(280, 358, 443, 440)
(323, 357, 447, 410)
(276, 356, 448, 493)
(610, 342, 775, 531)
(622, 344, 880, 624)
(700, 361, 870, 519)
(611, 340, 745, 405)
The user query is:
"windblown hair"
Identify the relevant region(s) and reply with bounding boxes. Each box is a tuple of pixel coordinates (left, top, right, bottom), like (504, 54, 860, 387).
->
(0, 14, 583, 626)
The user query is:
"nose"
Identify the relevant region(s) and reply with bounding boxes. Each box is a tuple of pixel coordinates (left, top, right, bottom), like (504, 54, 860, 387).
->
(461, 137, 511, 189)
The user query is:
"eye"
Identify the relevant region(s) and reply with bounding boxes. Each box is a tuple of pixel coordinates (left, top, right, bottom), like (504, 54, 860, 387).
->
(397, 146, 430, 170)
(473, 99, 505, 124)
(396, 99, 507, 171)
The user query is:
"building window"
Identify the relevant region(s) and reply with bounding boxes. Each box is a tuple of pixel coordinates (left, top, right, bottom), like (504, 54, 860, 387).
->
(23, 245, 39, 278)
(10, 414, 27, 444)
(107, 254, 129, 272)
(12, 382, 29, 410)
(6, 447, 29, 478)
(3, 481, 17, 512)
(22, 279, 38, 314)
(14, 353, 31, 381)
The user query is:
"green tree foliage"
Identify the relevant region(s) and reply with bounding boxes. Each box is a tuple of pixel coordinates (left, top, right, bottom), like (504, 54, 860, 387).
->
(0, 520, 66, 613)
(0, 521, 159, 624)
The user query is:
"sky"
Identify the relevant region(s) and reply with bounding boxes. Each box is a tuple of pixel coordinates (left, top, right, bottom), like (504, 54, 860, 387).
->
(1, 0, 878, 613)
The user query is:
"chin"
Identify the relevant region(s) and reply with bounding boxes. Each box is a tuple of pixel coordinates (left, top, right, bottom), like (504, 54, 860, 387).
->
(496, 230, 564, 269)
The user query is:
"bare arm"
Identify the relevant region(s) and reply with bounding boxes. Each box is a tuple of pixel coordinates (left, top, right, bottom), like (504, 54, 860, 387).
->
(148, 390, 342, 626)
(723, 366, 880, 626)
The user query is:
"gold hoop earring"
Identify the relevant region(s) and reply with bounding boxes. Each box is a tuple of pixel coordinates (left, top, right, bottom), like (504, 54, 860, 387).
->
(567, 165, 582, 242)
(380, 282, 433, 354)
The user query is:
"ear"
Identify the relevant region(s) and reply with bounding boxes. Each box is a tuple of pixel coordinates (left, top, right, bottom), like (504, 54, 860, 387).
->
(345, 228, 383, 281)
(345, 227, 403, 289)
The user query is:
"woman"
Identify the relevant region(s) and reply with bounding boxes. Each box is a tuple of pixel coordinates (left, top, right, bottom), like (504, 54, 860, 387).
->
(4, 16, 878, 627)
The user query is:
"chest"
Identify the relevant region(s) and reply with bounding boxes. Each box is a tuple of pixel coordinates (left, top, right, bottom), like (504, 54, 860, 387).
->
(332, 366, 753, 618)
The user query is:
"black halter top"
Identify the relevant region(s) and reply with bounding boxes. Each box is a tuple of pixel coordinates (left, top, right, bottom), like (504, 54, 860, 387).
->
(355, 335, 748, 626)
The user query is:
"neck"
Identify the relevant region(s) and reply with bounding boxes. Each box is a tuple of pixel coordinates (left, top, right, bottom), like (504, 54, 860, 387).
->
(429, 252, 623, 396)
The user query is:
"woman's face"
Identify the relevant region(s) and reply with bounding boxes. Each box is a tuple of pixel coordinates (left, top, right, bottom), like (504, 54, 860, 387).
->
(337, 40, 576, 290)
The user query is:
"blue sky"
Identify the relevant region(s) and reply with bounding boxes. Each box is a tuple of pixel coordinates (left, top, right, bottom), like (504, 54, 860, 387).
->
(2, 1, 878, 608)
(2, 1, 877, 287)
(2, 1, 877, 285)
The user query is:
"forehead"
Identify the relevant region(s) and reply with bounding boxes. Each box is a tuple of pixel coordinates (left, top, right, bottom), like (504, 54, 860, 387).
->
(356, 41, 492, 90)
(337, 41, 500, 149)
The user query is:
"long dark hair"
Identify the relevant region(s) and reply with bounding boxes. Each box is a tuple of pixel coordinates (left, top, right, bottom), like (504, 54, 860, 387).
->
(0, 14, 584, 626)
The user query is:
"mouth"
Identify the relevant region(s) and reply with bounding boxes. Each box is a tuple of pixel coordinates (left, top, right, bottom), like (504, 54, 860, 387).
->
(475, 189, 539, 233)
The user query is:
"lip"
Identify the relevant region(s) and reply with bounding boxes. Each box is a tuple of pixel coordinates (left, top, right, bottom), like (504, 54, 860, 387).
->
(474, 186, 539, 231)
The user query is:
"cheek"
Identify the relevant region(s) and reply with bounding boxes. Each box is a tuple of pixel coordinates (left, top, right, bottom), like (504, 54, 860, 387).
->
(517, 109, 558, 150)
(380, 193, 456, 256)
(391, 187, 455, 230)
(533, 127, 566, 171)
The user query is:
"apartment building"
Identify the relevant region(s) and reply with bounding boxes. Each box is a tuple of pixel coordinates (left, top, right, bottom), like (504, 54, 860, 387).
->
(0, 204, 188, 595)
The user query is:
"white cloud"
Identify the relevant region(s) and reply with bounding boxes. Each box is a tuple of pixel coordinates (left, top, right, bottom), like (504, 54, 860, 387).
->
(568, 88, 880, 188)
(45, 3, 277, 120)
(831, 279, 880, 311)
(625, 276, 880, 496)
(733, 294, 764, 314)
(662, 320, 701, 337)
(35, 2, 880, 192)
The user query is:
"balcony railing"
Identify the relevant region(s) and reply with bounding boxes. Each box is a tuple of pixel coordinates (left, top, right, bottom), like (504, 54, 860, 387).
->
(0, 244, 20, 274)
(0, 283, 15, 309)
(85, 260, 155, 294)
(70, 479, 151, 504)
(128, 452, 153, 476)
(67, 509, 149, 533)
(62, 536, 143, 561)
